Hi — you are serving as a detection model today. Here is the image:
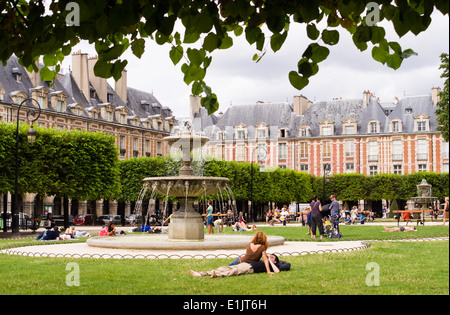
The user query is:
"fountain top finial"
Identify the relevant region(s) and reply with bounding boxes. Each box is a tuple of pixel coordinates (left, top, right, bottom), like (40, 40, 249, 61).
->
(417, 179, 432, 197)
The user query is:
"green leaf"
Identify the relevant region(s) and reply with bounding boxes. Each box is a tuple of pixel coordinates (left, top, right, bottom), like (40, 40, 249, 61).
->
(201, 93, 219, 115)
(191, 81, 203, 95)
(183, 31, 201, 44)
(111, 59, 128, 81)
(288, 71, 309, 90)
(306, 24, 320, 40)
(159, 15, 177, 36)
(187, 48, 206, 66)
(308, 43, 330, 63)
(234, 25, 244, 36)
(266, 14, 286, 34)
(388, 41, 402, 54)
(169, 45, 183, 65)
(203, 33, 220, 52)
(372, 45, 387, 64)
(321, 29, 340, 45)
(297, 59, 314, 77)
(93, 59, 113, 78)
(400, 48, 418, 59)
(218, 36, 233, 49)
(43, 54, 57, 67)
(131, 38, 145, 58)
(270, 31, 287, 53)
(39, 66, 56, 82)
(386, 54, 403, 70)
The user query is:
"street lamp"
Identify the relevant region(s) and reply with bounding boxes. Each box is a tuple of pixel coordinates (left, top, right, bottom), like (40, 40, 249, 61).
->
(322, 163, 331, 203)
(250, 146, 267, 222)
(12, 98, 41, 236)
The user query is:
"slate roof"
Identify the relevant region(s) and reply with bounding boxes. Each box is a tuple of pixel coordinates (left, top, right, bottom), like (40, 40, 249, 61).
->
(200, 93, 439, 140)
(1, 55, 175, 126)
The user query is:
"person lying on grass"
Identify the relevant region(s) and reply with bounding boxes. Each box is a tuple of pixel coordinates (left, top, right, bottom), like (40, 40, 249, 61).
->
(383, 226, 417, 232)
(189, 254, 291, 278)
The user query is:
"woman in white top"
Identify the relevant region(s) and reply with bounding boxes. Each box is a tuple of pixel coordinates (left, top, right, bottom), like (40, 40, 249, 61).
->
(350, 206, 358, 225)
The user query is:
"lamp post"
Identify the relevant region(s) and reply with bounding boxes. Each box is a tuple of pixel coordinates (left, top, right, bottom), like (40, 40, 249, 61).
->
(250, 146, 267, 222)
(12, 98, 41, 236)
(322, 163, 331, 203)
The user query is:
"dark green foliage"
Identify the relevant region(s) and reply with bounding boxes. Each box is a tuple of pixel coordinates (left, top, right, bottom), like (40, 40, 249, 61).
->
(0, 122, 120, 200)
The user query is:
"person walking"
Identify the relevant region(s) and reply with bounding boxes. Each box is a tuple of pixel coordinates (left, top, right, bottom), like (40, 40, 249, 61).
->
(329, 195, 340, 233)
(309, 195, 324, 240)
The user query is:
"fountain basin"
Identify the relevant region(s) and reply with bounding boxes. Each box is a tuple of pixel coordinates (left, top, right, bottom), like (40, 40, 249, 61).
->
(87, 234, 286, 250)
(143, 176, 230, 197)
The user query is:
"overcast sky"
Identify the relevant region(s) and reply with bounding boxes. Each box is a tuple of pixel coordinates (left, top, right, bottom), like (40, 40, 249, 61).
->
(64, 10, 449, 118)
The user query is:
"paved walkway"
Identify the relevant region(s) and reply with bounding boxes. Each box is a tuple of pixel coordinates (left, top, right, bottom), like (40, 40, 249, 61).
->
(1, 221, 447, 259)
(1, 239, 371, 259)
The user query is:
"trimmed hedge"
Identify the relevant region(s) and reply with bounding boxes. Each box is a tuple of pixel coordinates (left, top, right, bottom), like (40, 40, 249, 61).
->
(0, 122, 120, 200)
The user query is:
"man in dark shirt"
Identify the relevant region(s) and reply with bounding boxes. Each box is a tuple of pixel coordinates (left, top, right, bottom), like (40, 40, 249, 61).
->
(329, 194, 340, 233)
(41, 226, 60, 241)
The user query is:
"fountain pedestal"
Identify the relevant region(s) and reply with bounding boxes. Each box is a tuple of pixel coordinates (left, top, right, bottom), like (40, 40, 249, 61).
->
(169, 197, 204, 241)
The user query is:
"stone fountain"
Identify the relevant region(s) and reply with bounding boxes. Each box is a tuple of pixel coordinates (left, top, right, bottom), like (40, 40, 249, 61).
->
(142, 128, 230, 242)
(87, 124, 285, 250)
(411, 179, 439, 209)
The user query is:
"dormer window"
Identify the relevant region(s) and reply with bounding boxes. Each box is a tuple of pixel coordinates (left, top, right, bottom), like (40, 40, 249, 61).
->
(152, 103, 161, 115)
(107, 93, 114, 103)
(279, 128, 288, 138)
(12, 68, 22, 82)
(255, 122, 268, 140)
(30, 86, 50, 109)
(69, 103, 84, 116)
(390, 119, 402, 133)
(114, 106, 128, 124)
(320, 119, 334, 136)
(87, 107, 99, 119)
(414, 114, 430, 132)
(235, 123, 247, 140)
(368, 120, 380, 134)
(342, 118, 357, 135)
(99, 103, 115, 122)
(0, 86, 5, 101)
(90, 88, 97, 99)
(50, 91, 68, 113)
(10, 91, 28, 105)
(217, 131, 225, 140)
(405, 106, 412, 114)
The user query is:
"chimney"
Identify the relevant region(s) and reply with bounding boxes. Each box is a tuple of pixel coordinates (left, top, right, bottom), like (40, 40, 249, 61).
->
(71, 51, 90, 102)
(292, 95, 312, 115)
(431, 86, 441, 105)
(26, 59, 41, 87)
(87, 56, 107, 103)
(362, 90, 371, 107)
(115, 69, 127, 104)
(190, 94, 201, 121)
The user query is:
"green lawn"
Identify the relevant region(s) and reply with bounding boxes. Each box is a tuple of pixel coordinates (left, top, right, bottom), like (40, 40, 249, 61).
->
(0, 225, 448, 295)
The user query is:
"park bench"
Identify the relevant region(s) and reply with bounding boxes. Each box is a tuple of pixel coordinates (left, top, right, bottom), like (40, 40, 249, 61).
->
(392, 210, 426, 226)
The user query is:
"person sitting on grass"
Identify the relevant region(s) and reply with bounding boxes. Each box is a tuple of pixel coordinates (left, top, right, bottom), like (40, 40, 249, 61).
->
(189, 254, 290, 278)
(383, 226, 417, 232)
(38, 226, 60, 241)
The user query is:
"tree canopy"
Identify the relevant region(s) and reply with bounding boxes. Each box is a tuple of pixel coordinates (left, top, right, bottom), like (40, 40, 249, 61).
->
(1, 0, 448, 114)
(436, 52, 449, 142)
